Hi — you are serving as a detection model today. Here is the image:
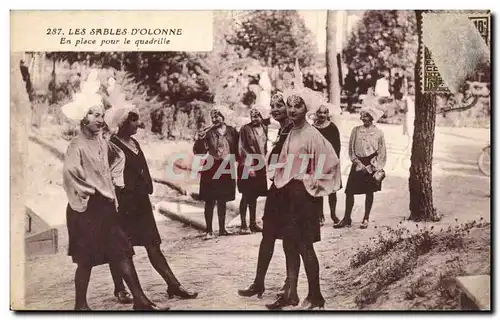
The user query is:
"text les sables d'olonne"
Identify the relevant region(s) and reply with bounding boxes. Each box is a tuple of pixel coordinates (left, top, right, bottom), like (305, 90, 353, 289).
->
(46, 28, 183, 48)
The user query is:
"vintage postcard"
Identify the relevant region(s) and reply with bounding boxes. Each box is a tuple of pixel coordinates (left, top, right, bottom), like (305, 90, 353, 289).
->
(10, 10, 491, 311)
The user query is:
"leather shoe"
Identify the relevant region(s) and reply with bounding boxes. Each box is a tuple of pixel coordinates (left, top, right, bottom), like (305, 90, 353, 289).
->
(332, 215, 340, 224)
(219, 230, 233, 236)
(249, 224, 263, 233)
(238, 283, 265, 298)
(133, 301, 170, 311)
(265, 295, 300, 310)
(239, 227, 251, 235)
(360, 219, 369, 229)
(115, 290, 133, 304)
(300, 297, 325, 310)
(167, 286, 198, 299)
(203, 232, 214, 240)
(333, 218, 352, 229)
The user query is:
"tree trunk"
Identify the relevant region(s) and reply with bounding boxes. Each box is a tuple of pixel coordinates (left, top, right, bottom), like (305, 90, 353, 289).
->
(51, 57, 56, 104)
(326, 11, 340, 106)
(408, 10, 439, 222)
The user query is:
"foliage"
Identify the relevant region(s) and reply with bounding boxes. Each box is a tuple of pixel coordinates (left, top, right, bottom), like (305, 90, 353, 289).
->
(342, 10, 418, 85)
(303, 64, 328, 94)
(341, 10, 489, 128)
(193, 12, 265, 110)
(229, 10, 318, 68)
(45, 51, 213, 106)
(41, 13, 287, 138)
(351, 218, 487, 269)
(404, 275, 429, 300)
(27, 60, 165, 136)
(36, 10, 326, 141)
(434, 259, 466, 305)
(104, 69, 164, 131)
(350, 218, 489, 308)
(355, 249, 417, 307)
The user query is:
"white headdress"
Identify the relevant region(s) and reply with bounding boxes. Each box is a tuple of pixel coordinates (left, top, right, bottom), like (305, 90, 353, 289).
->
(360, 91, 387, 123)
(61, 68, 103, 122)
(360, 104, 386, 122)
(281, 59, 325, 115)
(282, 86, 325, 112)
(103, 76, 138, 134)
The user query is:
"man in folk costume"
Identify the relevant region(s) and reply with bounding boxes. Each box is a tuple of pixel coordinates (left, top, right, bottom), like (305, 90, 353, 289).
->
(237, 107, 269, 234)
(193, 107, 239, 239)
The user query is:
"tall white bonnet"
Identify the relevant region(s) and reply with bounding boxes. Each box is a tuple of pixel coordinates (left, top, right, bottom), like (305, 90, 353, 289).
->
(61, 68, 104, 122)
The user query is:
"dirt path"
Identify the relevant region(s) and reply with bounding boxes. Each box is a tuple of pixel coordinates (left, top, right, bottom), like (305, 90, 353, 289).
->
(22, 124, 491, 310)
(24, 171, 490, 310)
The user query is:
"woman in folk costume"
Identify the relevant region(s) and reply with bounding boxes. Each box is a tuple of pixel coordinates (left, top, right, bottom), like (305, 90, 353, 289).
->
(104, 104, 198, 301)
(61, 83, 169, 310)
(237, 107, 269, 234)
(334, 105, 387, 229)
(193, 107, 239, 239)
(265, 88, 342, 310)
(312, 104, 342, 225)
(238, 92, 293, 298)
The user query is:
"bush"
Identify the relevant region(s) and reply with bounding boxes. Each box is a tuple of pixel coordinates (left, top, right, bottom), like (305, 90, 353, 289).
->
(351, 218, 490, 308)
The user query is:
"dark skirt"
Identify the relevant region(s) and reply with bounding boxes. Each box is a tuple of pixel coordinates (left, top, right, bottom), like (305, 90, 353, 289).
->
(199, 158, 236, 201)
(262, 183, 284, 240)
(66, 193, 134, 267)
(117, 190, 162, 247)
(277, 180, 322, 244)
(344, 153, 382, 195)
(237, 164, 268, 198)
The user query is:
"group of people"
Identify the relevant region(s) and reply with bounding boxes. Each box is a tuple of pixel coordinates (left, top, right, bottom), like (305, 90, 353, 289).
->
(60, 72, 387, 310)
(193, 88, 387, 310)
(61, 86, 198, 310)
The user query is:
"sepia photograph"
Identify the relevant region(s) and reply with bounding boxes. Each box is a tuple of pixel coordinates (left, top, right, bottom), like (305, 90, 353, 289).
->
(11, 10, 491, 311)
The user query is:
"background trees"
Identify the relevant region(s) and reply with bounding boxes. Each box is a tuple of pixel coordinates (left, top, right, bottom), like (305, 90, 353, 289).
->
(342, 10, 418, 90)
(228, 10, 318, 68)
(28, 10, 320, 139)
